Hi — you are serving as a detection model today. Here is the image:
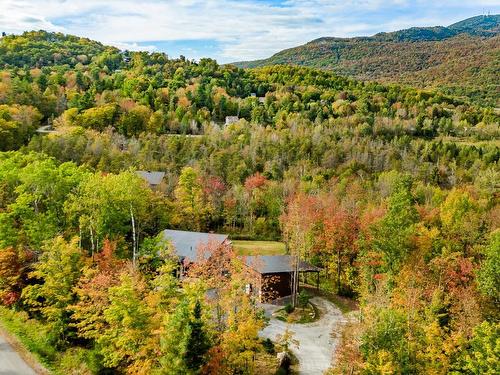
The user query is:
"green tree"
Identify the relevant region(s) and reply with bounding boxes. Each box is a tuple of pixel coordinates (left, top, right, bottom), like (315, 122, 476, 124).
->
(159, 298, 192, 374)
(452, 321, 500, 375)
(21, 237, 83, 345)
(97, 270, 153, 370)
(6, 157, 86, 248)
(65, 171, 158, 262)
(360, 308, 412, 374)
(186, 300, 211, 371)
(174, 167, 211, 230)
(476, 231, 500, 303)
(371, 176, 418, 281)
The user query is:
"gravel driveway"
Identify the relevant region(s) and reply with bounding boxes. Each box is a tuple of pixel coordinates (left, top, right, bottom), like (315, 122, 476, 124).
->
(259, 297, 347, 375)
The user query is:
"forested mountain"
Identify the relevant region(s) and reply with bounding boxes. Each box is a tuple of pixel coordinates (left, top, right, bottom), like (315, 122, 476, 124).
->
(0, 30, 117, 68)
(448, 14, 500, 36)
(234, 15, 500, 106)
(0, 30, 498, 374)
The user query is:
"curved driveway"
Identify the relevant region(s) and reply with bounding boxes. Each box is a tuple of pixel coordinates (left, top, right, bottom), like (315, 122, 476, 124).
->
(260, 297, 348, 374)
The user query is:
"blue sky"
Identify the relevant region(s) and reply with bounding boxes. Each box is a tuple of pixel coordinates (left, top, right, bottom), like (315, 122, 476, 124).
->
(1, 1, 499, 63)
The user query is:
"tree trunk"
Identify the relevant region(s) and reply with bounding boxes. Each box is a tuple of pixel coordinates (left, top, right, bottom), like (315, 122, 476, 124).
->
(79, 226, 82, 249)
(90, 226, 95, 259)
(292, 254, 300, 307)
(130, 205, 137, 268)
(337, 247, 341, 295)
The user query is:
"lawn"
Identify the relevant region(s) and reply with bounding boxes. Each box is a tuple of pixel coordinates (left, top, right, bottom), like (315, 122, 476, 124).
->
(232, 240, 286, 256)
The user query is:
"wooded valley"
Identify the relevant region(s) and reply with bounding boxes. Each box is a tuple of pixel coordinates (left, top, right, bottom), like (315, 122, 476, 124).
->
(0, 29, 498, 374)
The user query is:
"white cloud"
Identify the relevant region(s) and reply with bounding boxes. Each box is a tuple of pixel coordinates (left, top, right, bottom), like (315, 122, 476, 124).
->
(0, 0, 498, 62)
(110, 42, 158, 52)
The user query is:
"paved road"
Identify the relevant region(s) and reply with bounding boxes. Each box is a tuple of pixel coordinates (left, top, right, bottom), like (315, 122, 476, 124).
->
(260, 297, 348, 375)
(0, 334, 36, 375)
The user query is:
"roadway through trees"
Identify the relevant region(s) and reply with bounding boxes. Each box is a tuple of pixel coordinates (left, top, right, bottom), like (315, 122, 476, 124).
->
(0, 333, 37, 375)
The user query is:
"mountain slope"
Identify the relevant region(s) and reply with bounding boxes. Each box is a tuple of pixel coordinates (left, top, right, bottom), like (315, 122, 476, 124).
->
(234, 15, 500, 106)
(448, 14, 500, 36)
(0, 30, 118, 68)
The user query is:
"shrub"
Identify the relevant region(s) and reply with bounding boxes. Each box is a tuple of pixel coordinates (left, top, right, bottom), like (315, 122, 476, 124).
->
(262, 338, 275, 354)
(298, 290, 311, 307)
(284, 303, 294, 314)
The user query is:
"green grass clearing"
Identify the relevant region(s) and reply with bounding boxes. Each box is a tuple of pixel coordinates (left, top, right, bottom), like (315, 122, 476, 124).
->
(232, 240, 286, 256)
(438, 136, 500, 147)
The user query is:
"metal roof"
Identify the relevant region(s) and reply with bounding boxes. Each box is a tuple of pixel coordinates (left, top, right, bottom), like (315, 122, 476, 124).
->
(161, 229, 229, 262)
(244, 255, 320, 274)
(136, 171, 165, 186)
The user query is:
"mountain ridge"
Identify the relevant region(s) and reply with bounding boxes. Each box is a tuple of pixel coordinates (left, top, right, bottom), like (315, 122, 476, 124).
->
(233, 15, 500, 106)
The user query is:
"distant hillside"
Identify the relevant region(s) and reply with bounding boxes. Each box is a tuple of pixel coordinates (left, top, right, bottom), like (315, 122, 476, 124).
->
(0, 30, 118, 68)
(234, 15, 500, 106)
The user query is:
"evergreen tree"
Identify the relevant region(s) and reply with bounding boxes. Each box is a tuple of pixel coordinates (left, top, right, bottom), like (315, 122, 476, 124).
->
(186, 300, 210, 371)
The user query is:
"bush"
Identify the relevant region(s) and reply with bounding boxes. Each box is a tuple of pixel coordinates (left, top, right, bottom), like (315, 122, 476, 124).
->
(284, 303, 294, 314)
(262, 338, 275, 354)
(298, 290, 311, 307)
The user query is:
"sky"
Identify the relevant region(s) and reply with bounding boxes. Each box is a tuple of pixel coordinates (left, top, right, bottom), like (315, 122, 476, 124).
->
(1, 0, 499, 63)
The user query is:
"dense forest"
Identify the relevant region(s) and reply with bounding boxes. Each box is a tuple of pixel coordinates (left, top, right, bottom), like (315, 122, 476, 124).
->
(235, 15, 500, 107)
(0, 30, 498, 374)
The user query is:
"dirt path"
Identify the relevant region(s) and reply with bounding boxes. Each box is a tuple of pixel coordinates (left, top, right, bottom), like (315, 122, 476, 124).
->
(260, 297, 348, 374)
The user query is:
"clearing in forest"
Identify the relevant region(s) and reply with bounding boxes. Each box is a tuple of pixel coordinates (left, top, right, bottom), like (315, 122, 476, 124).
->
(232, 240, 286, 256)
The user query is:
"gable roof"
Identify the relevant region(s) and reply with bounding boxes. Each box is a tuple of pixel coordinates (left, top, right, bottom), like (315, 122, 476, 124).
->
(136, 170, 165, 186)
(161, 229, 229, 261)
(244, 255, 321, 274)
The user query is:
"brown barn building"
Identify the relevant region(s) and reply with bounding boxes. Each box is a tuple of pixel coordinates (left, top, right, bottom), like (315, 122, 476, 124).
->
(244, 255, 321, 302)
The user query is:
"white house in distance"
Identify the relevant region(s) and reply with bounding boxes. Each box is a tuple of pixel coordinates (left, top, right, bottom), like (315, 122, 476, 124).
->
(225, 116, 239, 125)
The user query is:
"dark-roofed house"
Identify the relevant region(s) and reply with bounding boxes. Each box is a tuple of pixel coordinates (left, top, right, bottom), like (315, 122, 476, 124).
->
(244, 255, 321, 302)
(161, 229, 230, 275)
(136, 170, 165, 189)
(159, 229, 321, 302)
